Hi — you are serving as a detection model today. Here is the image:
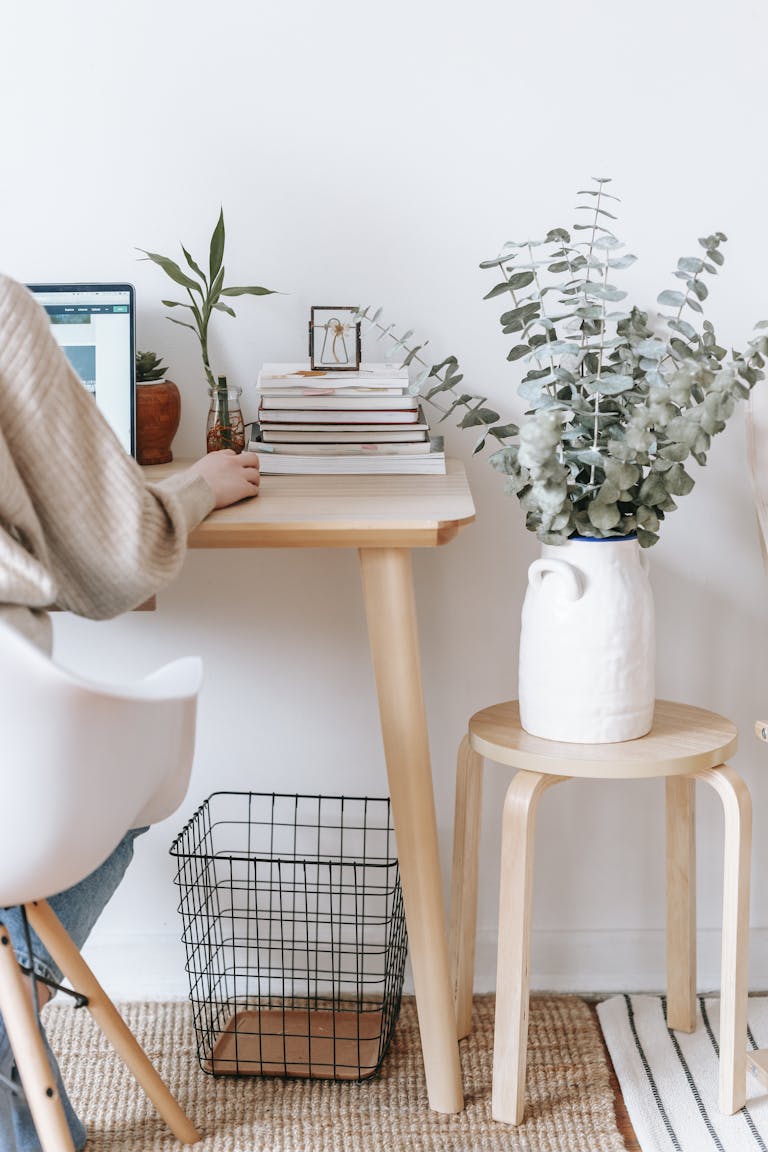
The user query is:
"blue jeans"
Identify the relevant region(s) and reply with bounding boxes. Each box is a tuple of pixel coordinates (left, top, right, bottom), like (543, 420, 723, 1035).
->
(0, 827, 148, 1151)
(1, 828, 148, 984)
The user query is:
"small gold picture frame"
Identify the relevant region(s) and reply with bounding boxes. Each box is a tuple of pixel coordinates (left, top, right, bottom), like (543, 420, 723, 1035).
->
(309, 306, 361, 371)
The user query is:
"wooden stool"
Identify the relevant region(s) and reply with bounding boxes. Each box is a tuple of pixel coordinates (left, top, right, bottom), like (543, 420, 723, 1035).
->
(449, 699, 754, 1124)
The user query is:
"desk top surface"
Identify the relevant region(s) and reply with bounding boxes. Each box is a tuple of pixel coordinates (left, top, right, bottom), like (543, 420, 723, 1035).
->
(144, 458, 476, 548)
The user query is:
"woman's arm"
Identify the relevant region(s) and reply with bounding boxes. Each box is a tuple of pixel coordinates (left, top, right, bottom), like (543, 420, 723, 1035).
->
(0, 275, 257, 618)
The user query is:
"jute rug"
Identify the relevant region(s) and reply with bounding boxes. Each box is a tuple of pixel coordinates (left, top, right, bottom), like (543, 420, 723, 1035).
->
(41, 995, 625, 1151)
(598, 993, 768, 1152)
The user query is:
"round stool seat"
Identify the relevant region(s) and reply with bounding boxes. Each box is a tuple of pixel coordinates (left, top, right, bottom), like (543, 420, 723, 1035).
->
(468, 699, 737, 779)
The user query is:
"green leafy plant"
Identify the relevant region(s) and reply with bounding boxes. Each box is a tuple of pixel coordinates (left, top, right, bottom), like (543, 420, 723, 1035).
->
(135, 350, 168, 383)
(357, 178, 768, 547)
(138, 208, 276, 390)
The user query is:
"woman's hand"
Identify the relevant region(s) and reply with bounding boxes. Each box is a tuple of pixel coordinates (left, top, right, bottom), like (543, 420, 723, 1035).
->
(187, 450, 260, 508)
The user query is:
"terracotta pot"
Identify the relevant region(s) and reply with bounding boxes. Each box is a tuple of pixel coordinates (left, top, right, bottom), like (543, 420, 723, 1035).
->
(136, 380, 181, 465)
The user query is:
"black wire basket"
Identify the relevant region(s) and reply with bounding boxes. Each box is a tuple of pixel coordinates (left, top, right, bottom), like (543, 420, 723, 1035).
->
(170, 791, 408, 1081)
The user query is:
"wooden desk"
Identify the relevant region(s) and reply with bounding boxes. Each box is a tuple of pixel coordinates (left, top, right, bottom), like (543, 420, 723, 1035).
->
(145, 459, 475, 1113)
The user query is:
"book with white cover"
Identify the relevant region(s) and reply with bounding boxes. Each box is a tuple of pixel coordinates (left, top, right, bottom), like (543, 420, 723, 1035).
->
(262, 426, 429, 443)
(259, 386, 406, 398)
(259, 394, 418, 411)
(258, 362, 409, 389)
(248, 444, 446, 475)
(259, 407, 420, 424)
(251, 440, 434, 456)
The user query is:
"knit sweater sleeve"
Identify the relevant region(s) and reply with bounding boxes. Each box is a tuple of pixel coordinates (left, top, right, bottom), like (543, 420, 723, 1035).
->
(0, 275, 215, 618)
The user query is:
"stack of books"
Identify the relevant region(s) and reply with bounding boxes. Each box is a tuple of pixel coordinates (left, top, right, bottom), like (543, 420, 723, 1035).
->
(248, 363, 445, 475)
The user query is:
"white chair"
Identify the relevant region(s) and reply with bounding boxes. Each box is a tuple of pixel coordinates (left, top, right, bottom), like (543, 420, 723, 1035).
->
(0, 621, 203, 1151)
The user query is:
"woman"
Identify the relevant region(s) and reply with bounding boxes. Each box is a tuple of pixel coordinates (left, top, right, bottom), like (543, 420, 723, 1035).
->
(0, 271, 260, 1150)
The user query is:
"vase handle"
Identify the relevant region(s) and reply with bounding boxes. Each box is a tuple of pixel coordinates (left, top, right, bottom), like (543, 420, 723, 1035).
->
(528, 558, 583, 601)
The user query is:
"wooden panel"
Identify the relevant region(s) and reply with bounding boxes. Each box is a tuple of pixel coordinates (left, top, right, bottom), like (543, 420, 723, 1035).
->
(469, 700, 737, 779)
(143, 459, 476, 549)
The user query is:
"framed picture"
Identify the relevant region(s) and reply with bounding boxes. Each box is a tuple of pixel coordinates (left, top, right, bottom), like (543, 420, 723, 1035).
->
(309, 306, 361, 371)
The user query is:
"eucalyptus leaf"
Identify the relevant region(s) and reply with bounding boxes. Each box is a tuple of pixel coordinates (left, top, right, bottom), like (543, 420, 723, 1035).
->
(507, 344, 531, 361)
(635, 338, 667, 359)
(657, 290, 686, 307)
(484, 282, 516, 300)
(458, 407, 500, 428)
(588, 501, 622, 530)
(592, 235, 623, 250)
(583, 283, 627, 302)
(668, 318, 698, 340)
(583, 373, 635, 396)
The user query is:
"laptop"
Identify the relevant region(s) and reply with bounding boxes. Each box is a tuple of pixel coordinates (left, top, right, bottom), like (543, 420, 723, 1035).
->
(28, 283, 136, 456)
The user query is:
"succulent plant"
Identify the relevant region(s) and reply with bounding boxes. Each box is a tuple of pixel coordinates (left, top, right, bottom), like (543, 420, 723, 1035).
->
(135, 350, 168, 383)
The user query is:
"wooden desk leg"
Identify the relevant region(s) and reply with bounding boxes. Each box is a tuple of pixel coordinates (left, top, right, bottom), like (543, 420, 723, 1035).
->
(695, 765, 751, 1115)
(359, 546, 464, 1114)
(492, 770, 564, 1125)
(666, 776, 697, 1032)
(449, 735, 484, 1040)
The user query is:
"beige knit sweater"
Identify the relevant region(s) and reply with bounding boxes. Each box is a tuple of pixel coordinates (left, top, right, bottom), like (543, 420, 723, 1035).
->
(0, 274, 215, 653)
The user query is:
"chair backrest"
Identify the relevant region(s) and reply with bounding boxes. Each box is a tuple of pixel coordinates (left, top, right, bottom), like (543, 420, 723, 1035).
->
(0, 622, 202, 905)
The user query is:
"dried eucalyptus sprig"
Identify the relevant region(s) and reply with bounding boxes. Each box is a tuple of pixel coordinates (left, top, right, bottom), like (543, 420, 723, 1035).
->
(357, 178, 768, 547)
(353, 311, 519, 450)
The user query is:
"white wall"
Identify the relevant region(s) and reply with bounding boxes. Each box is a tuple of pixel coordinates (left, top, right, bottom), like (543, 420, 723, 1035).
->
(3, 0, 768, 997)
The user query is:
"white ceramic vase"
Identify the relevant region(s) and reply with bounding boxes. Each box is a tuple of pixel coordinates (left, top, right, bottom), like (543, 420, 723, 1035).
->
(518, 536, 655, 744)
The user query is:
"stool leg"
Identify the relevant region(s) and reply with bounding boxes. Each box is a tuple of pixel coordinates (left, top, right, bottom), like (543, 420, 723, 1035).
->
(492, 770, 565, 1125)
(0, 919, 75, 1152)
(449, 735, 484, 1040)
(695, 765, 751, 1115)
(666, 776, 697, 1032)
(25, 900, 201, 1144)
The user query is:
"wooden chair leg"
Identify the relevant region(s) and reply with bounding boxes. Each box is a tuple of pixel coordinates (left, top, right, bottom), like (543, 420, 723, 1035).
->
(666, 776, 697, 1032)
(695, 765, 751, 1115)
(25, 900, 201, 1145)
(449, 735, 484, 1040)
(492, 770, 565, 1125)
(0, 919, 75, 1152)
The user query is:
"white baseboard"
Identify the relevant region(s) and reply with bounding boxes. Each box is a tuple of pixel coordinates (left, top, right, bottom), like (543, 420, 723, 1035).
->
(80, 926, 768, 1001)
(475, 926, 768, 994)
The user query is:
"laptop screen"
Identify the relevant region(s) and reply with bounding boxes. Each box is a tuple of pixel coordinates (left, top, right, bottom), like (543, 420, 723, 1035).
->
(28, 283, 135, 456)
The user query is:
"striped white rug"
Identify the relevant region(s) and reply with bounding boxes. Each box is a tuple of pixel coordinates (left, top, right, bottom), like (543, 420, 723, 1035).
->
(598, 994, 768, 1152)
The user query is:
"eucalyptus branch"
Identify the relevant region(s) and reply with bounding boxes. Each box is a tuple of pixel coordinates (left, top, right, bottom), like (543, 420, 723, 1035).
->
(360, 180, 767, 547)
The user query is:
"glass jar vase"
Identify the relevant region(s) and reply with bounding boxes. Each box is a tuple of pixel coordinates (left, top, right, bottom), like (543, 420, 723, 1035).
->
(206, 377, 246, 454)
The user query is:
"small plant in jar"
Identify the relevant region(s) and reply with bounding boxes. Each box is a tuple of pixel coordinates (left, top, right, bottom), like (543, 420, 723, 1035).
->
(139, 208, 276, 453)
